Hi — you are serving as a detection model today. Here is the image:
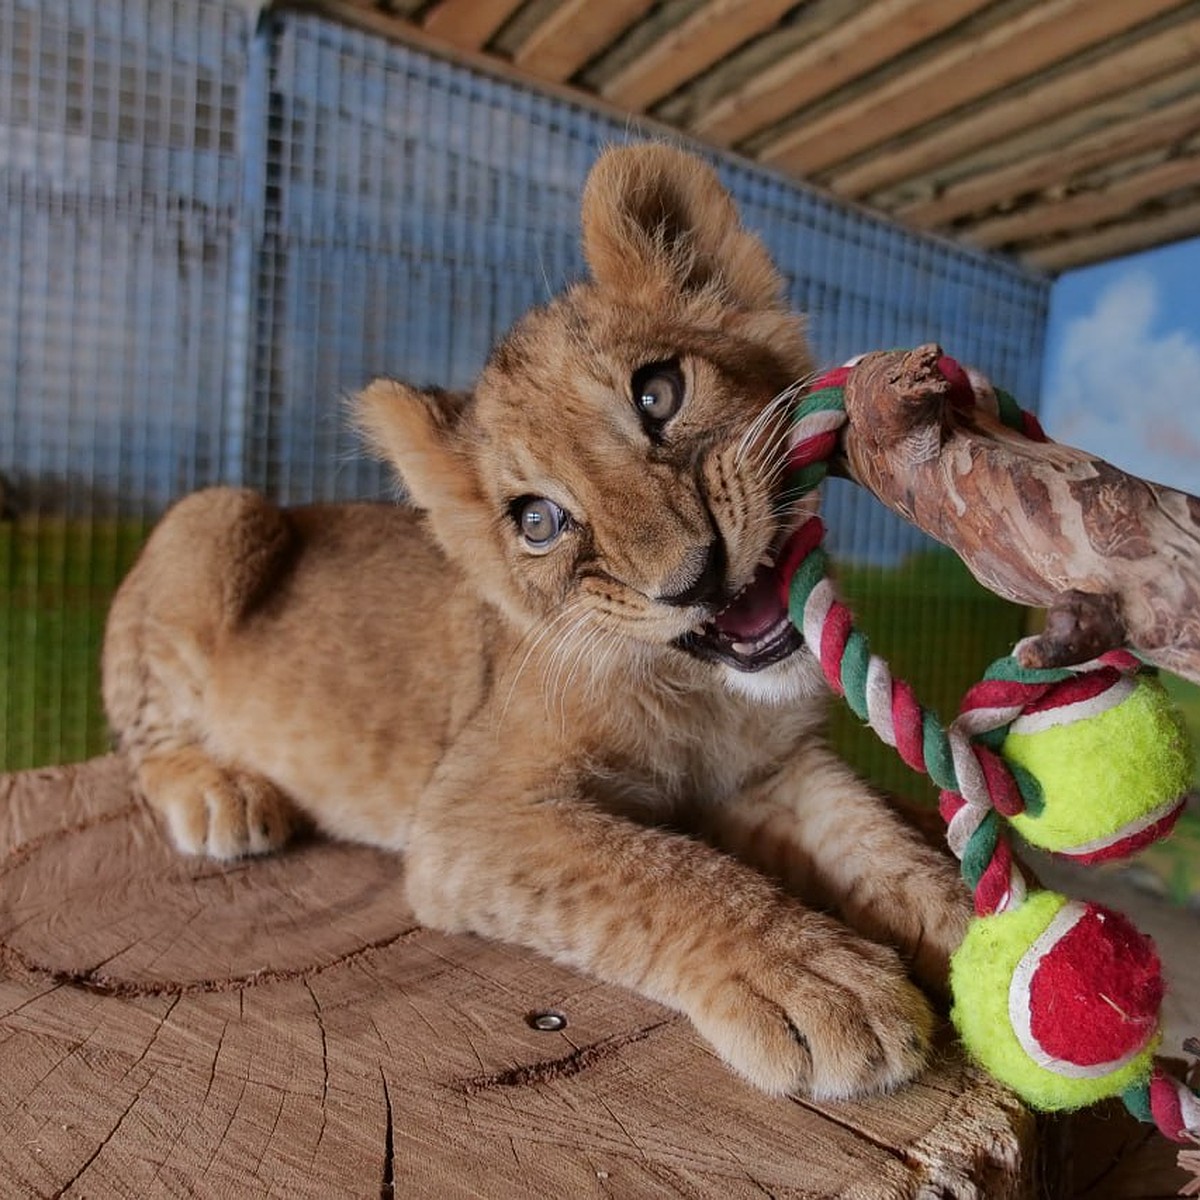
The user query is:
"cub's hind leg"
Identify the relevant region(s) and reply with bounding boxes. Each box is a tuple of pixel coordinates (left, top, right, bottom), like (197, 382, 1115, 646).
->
(102, 487, 300, 859)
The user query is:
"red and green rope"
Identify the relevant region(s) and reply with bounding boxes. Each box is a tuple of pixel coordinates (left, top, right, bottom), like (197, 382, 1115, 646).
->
(777, 352, 1200, 1146)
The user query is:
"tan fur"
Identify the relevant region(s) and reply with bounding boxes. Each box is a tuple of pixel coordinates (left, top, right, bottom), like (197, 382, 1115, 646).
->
(103, 143, 969, 1101)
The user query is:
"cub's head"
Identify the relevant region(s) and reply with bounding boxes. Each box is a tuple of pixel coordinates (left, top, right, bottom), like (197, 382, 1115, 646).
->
(358, 143, 822, 701)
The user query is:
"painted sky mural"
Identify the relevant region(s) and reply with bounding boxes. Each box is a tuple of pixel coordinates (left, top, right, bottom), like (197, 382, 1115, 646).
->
(1041, 237, 1200, 494)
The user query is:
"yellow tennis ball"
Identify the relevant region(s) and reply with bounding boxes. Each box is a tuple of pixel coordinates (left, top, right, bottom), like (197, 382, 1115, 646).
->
(1003, 675, 1191, 862)
(950, 890, 1162, 1111)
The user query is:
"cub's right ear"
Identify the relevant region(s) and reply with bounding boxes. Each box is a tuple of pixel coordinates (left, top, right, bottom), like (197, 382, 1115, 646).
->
(354, 380, 479, 514)
(582, 142, 784, 312)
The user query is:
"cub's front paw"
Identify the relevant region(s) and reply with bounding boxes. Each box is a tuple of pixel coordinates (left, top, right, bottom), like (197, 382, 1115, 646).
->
(848, 867, 972, 999)
(691, 915, 933, 1101)
(903, 882, 972, 998)
(139, 751, 296, 859)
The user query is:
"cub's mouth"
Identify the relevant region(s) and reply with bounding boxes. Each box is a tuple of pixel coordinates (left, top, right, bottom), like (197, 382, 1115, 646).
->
(676, 527, 806, 673)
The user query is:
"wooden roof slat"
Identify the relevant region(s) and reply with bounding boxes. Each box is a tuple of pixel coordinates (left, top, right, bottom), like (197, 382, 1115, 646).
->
(292, 0, 1200, 271)
(599, 0, 796, 113)
(687, 0, 991, 148)
(316, 0, 414, 16)
(829, 11, 1200, 200)
(967, 153, 1200, 248)
(372, 0, 426, 14)
(758, 0, 1189, 178)
(420, 0, 526, 51)
(1027, 203, 1200, 273)
(512, 0, 657, 84)
(899, 89, 1200, 230)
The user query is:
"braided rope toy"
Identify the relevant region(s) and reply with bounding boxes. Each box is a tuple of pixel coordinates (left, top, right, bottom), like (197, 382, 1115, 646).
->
(779, 353, 1200, 1155)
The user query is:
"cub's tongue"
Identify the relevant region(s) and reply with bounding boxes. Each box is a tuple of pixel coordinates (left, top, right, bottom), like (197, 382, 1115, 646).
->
(713, 564, 786, 640)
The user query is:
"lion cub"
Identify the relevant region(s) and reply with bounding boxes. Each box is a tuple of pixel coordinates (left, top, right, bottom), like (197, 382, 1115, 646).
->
(103, 143, 969, 1101)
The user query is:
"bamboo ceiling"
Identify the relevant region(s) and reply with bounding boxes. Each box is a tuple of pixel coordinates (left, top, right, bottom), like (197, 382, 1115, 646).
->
(292, 0, 1200, 275)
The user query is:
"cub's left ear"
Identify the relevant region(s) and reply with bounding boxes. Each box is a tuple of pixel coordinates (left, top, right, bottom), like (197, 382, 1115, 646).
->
(353, 380, 479, 516)
(581, 142, 784, 311)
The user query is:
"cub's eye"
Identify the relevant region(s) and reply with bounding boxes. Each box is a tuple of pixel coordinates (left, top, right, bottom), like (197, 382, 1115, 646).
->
(631, 360, 684, 428)
(512, 496, 567, 549)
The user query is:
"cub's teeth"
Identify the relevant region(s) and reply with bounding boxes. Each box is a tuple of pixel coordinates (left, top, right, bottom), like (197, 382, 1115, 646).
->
(731, 641, 755, 655)
(717, 584, 750, 618)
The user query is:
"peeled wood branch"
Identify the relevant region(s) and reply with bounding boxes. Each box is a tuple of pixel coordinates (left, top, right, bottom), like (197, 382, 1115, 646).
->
(837, 345, 1200, 683)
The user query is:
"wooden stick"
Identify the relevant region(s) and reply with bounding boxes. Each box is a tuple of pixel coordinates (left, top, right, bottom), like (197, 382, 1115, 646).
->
(837, 345, 1200, 683)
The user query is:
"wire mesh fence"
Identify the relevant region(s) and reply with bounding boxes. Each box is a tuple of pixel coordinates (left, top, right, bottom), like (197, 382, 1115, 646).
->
(1, 0, 1051, 794)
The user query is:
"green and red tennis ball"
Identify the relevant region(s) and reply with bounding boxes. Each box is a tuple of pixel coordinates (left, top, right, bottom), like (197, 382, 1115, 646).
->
(950, 890, 1164, 1110)
(1001, 673, 1191, 863)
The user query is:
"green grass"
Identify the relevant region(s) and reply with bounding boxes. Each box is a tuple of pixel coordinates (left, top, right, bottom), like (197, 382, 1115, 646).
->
(1146, 672, 1200, 904)
(1162, 670, 1200, 784)
(0, 518, 148, 770)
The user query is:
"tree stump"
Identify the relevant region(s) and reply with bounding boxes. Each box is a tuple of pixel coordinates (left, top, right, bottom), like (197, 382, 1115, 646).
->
(0, 757, 1040, 1198)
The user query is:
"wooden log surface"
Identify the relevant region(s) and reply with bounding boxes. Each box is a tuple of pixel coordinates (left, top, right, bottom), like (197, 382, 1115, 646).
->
(0, 757, 1041, 1198)
(839, 345, 1200, 683)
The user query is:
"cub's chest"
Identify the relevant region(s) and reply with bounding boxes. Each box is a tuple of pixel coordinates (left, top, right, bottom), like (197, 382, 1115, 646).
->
(576, 686, 817, 818)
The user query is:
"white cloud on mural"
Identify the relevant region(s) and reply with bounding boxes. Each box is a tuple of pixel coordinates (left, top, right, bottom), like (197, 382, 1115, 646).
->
(1043, 271, 1200, 491)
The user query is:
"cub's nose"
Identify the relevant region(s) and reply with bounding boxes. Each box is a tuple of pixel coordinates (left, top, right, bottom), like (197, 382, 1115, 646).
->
(658, 538, 727, 608)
